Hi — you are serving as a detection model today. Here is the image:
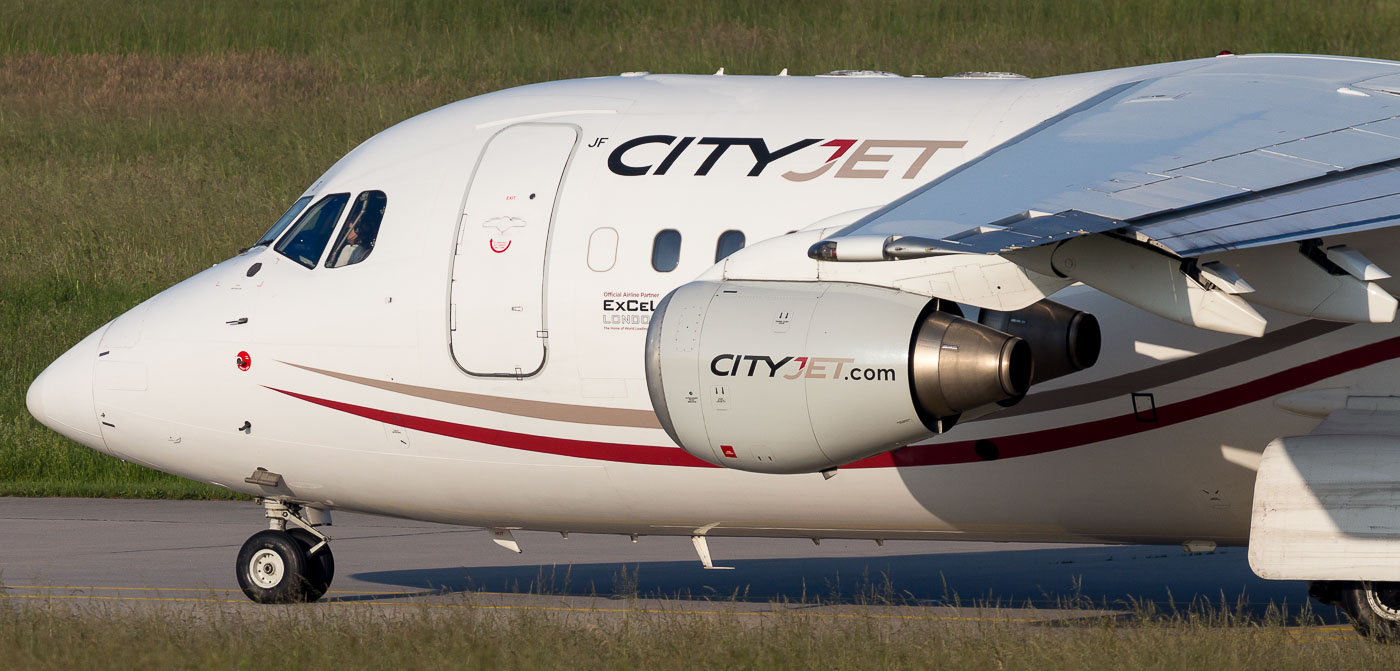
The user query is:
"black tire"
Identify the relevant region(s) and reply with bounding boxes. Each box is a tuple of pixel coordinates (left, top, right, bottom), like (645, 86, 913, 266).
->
(235, 530, 310, 604)
(287, 528, 335, 602)
(1342, 582, 1400, 642)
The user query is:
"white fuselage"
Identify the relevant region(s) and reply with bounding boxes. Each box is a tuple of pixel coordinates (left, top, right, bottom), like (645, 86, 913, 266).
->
(29, 57, 1400, 548)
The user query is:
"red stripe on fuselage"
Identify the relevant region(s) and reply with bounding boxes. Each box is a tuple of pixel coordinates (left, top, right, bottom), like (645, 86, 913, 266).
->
(857, 334, 1400, 468)
(269, 334, 1400, 469)
(269, 387, 717, 468)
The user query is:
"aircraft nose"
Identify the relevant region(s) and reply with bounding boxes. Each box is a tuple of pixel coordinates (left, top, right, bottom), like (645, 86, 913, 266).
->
(27, 325, 107, 450)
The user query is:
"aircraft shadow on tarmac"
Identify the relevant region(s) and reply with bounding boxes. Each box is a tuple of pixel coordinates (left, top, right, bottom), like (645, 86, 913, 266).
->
(350, 545, 1344, 622)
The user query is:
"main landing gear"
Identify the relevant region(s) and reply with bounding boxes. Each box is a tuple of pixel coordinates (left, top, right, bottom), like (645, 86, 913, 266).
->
(1311, 580, 1400, 641)
(236, 499, 336, 604)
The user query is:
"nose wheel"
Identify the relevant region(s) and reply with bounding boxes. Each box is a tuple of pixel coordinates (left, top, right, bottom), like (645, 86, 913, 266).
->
(287, 528, 336, 601)
(236, 499, 335, 604)
(237, 530, 309, 603)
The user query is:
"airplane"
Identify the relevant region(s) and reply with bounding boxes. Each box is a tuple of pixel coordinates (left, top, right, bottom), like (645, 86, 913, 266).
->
(26, 52, 1400, 639)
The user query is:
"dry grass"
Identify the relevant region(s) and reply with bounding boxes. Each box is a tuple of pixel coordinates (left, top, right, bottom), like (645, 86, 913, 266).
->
(1, 595, 1398, 670)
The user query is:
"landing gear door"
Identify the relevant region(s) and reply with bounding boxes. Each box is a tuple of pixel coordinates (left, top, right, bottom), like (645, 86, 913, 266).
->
(449, 123, 579, 377)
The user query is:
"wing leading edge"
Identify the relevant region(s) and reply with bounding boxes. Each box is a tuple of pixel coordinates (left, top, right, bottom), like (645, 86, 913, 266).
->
(815, 55, 1400, 336)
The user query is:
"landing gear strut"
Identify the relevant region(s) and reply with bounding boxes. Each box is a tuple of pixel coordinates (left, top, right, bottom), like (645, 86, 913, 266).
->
(236, 499, 335, 604)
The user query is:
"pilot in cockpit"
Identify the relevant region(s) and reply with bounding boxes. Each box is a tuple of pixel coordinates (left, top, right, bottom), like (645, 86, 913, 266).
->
(327, 193, 385, 268)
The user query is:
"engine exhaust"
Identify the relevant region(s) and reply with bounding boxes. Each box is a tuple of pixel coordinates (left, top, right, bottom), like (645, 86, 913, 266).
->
(977, 299, 1100, 385)
(909, 307, 1032, 422)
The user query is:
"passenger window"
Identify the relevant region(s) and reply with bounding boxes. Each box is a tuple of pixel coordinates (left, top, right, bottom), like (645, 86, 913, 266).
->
(274, 193, 350, 269)
(253, 195, 313, 248)
(651, 229, 681, 272)
(715, 230, 745, 262)
(325, 191, 388, 268)
(587, 227, 618, 272)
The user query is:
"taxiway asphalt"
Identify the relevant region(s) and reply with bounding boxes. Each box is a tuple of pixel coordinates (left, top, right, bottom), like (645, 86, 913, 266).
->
(0, 497, 1332, 622)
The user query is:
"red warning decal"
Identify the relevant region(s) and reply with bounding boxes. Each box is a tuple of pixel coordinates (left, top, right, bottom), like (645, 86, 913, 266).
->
(489, 239, 511, 253)
(236, 351, 252, 371)
(720, 445, 737, 458)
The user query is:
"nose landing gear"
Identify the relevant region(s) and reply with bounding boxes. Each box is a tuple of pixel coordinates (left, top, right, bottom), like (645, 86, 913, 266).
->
(236, 499, 335, 604)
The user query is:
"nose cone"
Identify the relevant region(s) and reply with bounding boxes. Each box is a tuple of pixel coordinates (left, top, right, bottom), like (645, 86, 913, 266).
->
(27, 325, 107, 451)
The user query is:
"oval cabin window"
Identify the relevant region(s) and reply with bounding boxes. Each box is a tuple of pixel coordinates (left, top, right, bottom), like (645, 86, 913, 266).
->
(651, 229, 681, 272)
(715, 230, 745, 262)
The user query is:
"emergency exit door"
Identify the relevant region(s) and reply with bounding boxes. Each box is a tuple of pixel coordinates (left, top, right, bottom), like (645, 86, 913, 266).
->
(449, 123, 578, 377)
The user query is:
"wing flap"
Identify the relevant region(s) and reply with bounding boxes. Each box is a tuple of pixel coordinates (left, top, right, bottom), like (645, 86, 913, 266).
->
(1353, 115, 1400, 138)
(1354, 72, 1400, 95)
(1164, 150, 1330, 191)
(880, 158, 1400, 258)
(1094, 175, 1248, 211)
(1141, 162, 1400, 255)
(1269, 126, 1400, 169)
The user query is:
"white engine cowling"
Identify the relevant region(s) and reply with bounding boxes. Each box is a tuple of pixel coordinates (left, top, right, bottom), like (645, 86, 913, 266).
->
(645, 280, 1031, 474)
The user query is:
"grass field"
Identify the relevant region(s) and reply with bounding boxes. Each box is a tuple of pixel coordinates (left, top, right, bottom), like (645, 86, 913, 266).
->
(3, 596, 1400, 670)
(4, 0, 1400, 497)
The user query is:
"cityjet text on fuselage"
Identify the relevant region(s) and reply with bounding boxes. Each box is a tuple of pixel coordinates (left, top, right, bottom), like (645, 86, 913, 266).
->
(709, 354, 898, 382)
(605, 136, 966, 181)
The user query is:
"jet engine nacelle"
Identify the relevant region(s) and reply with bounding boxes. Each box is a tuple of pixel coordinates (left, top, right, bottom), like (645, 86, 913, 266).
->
(645, 280, 1031, 474)
(977, 298, 1101, 385)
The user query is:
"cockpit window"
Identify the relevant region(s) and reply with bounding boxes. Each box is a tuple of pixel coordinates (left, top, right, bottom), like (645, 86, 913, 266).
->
(275, 193, 350, 269)
(254, 195, 313, 249)
(325, 191, 387, 268)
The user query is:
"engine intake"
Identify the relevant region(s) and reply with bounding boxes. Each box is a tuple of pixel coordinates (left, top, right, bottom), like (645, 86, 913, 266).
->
(645, 280, 1029, 474)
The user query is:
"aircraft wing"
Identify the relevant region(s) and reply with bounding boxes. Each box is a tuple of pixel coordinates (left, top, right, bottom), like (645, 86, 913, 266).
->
(815, 56, 1400, 336)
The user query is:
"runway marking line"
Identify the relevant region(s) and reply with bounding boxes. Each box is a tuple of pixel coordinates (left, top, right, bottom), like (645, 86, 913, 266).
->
(0, 592, 1058, 623)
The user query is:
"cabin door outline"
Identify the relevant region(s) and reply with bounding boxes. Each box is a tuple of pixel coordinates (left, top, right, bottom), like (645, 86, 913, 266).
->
(448, 122, 580, 378)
